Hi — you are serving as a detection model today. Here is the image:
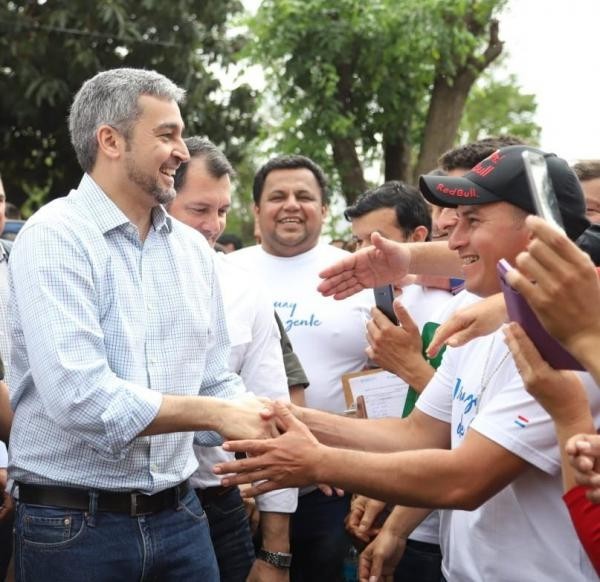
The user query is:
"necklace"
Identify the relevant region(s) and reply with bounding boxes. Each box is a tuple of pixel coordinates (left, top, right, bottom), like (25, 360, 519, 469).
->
(476, 335, 511, 414)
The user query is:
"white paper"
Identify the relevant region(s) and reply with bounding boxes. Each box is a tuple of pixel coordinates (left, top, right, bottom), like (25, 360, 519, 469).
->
(347, 370, 410, 418)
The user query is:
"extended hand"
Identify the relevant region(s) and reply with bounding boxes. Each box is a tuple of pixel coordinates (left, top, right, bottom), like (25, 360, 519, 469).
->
(318, 233, 410, 300)
(218, 393, 278, 441)
(214, 401, 324, 495)
(428, 293, 506, 357)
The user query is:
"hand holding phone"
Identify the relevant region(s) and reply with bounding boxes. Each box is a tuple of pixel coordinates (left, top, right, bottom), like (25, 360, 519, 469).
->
(373, 284, 398, 324)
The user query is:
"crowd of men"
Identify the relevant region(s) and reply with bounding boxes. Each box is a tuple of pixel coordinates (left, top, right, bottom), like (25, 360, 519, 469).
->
(0, 67, 599, 582)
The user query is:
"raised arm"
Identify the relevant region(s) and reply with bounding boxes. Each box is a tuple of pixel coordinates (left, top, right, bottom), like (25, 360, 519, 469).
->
(318, 233, 461, 300)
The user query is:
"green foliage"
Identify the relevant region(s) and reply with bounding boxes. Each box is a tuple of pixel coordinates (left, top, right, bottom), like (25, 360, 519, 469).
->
(0, 0, 259, 211)
(458, 72, 541, 145)
(243, 0, 537, 203)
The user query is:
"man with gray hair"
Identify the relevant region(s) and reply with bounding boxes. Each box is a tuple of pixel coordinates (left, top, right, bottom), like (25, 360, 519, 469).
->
(8, 68, 275, 581)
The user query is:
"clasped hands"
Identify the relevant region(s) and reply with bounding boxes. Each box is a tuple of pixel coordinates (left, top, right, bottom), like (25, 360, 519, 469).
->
(213, 401, 324, 495)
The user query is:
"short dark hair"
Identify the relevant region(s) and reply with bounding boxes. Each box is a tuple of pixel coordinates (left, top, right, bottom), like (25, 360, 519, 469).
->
(439, 136, 525, 172)
(174, 136, 235, 191)
(344, 181, 432, 241)
(573, 160, 600, 183)
(252, 155, 329, 205)
(217, 233, 243, 250)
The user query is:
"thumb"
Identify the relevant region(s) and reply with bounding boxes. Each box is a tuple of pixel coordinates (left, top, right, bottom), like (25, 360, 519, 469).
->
(393, 300, 418, 334)
(372, 232, 400, 254)
(273, 400, 297, 433)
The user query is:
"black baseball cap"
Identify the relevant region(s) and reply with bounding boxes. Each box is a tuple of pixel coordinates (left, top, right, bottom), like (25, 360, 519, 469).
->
(419, 145, 589, 242)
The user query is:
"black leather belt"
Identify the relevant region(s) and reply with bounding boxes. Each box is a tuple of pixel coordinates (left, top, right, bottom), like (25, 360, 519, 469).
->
(18, 481, 190, 517)
(194, 485, 237, 505)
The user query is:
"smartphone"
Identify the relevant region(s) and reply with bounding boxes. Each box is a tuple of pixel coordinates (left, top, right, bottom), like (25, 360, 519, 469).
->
(521, 150, 564, 231)
(373, 285, 398, 324)
(497, 259, 583, 370)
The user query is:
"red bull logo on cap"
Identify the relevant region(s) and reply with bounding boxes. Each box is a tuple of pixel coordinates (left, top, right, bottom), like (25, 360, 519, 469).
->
(436, 183, 478, 198)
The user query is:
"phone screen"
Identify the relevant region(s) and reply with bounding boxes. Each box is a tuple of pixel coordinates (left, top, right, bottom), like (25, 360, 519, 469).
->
(521, 150, 564, 231)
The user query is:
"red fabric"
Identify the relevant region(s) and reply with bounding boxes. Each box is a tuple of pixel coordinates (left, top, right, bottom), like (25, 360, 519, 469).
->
(564, 485, 600, 575)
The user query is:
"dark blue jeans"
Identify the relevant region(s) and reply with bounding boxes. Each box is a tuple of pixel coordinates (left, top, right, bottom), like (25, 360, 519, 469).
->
(201, 487, 255, 582)
(15, 489, 219, 582)
(394, 539, 442, 582)
(290, 489, 352, 582)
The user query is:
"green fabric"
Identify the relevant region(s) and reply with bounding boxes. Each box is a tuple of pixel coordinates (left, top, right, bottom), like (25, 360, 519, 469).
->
(275, 311, 309, 388)
(401, 321, 446, 418)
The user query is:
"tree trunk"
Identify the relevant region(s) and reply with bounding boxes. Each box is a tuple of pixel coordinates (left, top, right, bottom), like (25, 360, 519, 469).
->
(413, 18, 503, 181)
(383, 135, 413, 185)
(413, 69, 477, 180)
(332, 137, 368, 205)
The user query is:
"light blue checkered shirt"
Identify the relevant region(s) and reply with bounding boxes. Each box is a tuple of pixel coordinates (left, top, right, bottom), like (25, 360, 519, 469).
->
(8, 174, 245, 493)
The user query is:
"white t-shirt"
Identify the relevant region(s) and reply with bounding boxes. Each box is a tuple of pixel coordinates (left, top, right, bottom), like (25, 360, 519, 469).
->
(398, 283, 453, 331)
(229, 243, 373, 413)
(417, 325, 599, 581)
(190, 254, 297, 513)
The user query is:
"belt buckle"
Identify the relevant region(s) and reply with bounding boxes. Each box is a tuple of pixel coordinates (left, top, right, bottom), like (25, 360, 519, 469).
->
(130, 492, 152, 517)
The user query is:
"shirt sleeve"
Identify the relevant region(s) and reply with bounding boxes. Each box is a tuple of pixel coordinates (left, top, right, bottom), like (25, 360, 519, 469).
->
(10, 223, 162, 460)
(469, 362, 561, 475)
(563, 485, 600, 575)
(275, 312, 309, 388)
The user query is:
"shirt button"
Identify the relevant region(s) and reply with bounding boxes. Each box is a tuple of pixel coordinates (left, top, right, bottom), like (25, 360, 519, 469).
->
(150, 464, 158, 472)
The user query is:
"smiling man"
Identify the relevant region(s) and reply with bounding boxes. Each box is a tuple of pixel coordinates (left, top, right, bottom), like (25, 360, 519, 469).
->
(227, 155, 373, 582)
(216, 146, 599, 581)
(8, 68, 276, 581)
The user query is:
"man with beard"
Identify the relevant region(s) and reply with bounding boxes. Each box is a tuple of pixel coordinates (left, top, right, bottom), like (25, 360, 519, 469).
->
(8, 68, 275, 581)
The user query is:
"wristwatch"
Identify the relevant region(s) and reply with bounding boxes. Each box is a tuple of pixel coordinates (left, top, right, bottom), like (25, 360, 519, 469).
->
(257, 548, 293, 569)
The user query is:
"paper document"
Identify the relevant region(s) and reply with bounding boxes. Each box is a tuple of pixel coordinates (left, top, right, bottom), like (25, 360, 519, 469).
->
(342, 368, 410, 419)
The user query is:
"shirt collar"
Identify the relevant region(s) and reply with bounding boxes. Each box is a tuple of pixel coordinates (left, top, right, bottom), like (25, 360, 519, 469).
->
(75, 174, 172, 235)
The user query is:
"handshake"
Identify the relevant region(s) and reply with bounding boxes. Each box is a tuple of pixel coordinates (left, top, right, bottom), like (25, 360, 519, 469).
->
(211, 395, 325, 496)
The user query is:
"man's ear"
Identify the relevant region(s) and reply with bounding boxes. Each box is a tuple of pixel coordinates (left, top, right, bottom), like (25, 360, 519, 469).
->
(409, 225, 429, 242)
(96, 124, 124, 161)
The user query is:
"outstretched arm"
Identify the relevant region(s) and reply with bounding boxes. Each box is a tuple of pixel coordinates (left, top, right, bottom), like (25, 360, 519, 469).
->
(215, 402, 526, 509)
(317, 234, 460, 300)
